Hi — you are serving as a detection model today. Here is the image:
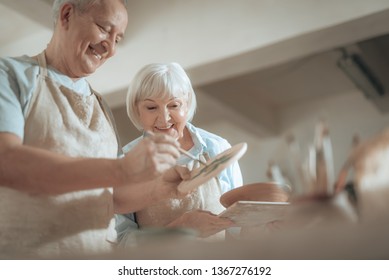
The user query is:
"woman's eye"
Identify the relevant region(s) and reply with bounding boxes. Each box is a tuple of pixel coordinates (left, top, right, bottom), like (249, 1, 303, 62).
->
(146, 106, 157, 110)
(169, 103, 181, 109)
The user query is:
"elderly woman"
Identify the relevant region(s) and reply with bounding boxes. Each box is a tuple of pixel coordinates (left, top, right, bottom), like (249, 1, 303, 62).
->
(115, 62, 243, 245)
(0, 0, 185, 258)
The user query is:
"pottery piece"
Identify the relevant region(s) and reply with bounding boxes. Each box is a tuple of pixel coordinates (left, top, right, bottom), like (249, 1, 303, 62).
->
(220, 182, 291, 208)
(177, 142, 247, 193)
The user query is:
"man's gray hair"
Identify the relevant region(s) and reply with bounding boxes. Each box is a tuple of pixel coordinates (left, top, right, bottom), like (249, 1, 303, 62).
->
(52, 0, 128, 24)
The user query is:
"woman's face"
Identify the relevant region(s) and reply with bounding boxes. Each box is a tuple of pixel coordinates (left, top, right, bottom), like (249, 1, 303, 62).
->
(60, 0, 128, 78)
(137, 96, 188, 141)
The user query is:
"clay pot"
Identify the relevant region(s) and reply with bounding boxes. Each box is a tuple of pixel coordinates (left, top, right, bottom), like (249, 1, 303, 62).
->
(220, 182, 291, 208)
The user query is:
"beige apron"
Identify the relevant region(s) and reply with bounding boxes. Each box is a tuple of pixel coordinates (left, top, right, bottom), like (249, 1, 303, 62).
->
(0, 52, 118, 258)
(136, 153, 226, 240)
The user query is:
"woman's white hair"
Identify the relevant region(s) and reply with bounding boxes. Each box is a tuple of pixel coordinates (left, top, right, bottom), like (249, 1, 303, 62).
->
(52, 0, 128, 24)
(126, 62, 198, 131)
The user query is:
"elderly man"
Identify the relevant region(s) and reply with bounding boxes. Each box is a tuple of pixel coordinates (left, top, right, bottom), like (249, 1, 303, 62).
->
(0, 0, 185, 258)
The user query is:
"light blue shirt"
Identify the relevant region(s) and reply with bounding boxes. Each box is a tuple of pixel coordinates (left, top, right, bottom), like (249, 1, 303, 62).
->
(116, 122, 243, 246)
(0, 55, 91, 139)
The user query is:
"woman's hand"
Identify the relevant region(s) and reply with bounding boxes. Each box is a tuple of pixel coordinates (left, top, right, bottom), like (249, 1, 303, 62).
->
(167, 210, 235, 238)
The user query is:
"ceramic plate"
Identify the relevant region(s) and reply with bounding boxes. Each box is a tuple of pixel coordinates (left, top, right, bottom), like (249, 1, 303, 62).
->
(177, 142, 247, 193)
(220, 182, 291, 208)
(219, 201, 290, 227)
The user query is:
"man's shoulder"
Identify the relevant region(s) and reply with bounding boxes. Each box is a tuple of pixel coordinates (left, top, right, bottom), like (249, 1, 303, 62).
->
(0, 55, 39, 80)
(0, 55, 37, 69)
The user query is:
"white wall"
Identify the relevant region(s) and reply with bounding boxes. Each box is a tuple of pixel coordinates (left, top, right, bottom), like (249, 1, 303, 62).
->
(278, 89, 389, 173)
(178, 85, 389, 189)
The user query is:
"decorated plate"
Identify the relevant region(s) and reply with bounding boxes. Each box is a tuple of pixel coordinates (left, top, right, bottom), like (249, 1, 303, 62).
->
(177, 142, 247, 193)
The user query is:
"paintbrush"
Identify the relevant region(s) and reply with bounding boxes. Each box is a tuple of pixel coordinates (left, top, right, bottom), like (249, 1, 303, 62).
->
(178, 147, 208, 166)
(143, 130, 208, 166)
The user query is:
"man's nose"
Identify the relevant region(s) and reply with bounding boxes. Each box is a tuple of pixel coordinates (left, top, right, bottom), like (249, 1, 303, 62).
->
(102, 37, 116, 58)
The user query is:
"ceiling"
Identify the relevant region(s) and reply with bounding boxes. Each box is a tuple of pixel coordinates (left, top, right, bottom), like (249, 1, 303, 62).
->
(199, 49, 351, 113)
(197, 33, 389, 132)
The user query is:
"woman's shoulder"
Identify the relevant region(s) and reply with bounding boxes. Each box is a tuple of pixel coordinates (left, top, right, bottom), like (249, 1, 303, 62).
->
(188, 123, 231, 154)
(188, 123, 226, 141)
(197, 128, 229, 144)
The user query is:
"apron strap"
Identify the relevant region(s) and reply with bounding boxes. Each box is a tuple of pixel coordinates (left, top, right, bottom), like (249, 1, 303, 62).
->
(37, 51, 48, 77)
(94, 92, 124, 157)
(23, 51, 48, 119)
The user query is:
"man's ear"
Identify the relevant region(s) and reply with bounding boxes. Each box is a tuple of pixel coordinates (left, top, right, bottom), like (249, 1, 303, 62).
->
(59, 3, 74, 29)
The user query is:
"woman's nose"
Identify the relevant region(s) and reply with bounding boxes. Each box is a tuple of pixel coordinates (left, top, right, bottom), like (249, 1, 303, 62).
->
(157, 108, 171, 122)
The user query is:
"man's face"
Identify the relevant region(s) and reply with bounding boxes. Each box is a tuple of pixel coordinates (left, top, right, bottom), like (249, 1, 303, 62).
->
(60, 0, 128, 78)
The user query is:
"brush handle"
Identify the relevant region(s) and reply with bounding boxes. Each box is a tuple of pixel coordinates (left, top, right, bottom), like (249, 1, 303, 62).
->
(178, 147, 208, 166)
(143, 130, 208, 166)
